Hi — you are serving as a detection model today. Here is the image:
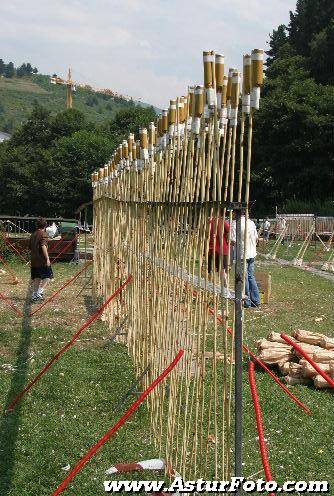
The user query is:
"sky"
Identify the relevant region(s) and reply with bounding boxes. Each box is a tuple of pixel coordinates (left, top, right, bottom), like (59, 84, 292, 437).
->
(1, 0, 297, 108)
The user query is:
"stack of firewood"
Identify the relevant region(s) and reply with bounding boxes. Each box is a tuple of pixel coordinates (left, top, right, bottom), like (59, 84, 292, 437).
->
(257, 330, 334, 388)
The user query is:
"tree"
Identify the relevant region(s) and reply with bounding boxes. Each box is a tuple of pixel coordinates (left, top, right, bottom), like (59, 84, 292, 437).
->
(0, 59, 5, 76)
(103, 106, 157, 144)
(265, 25, 289, 68)
(289, 0, 334, 56)
(309, 19, 334, 84)
(4, 62, 15, 78)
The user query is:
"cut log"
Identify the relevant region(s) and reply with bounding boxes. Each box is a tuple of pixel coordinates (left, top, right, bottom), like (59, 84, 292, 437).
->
(292, 329, 327, 346)
(284, 375, 309, 386)
(267, 332, 295, 344)
(257, 339, 292, 352)
(312, 350, 334, 363)
(289, 363, 303, 378)
(300, 359, 331, 378)
(319, 336, 334, 350)
(293, 343, 323, 358)
(258, 348, 293, 364)
(314, 375, 332, 389)
(278, 360, 290, 375)
(330, 363, 334, 378)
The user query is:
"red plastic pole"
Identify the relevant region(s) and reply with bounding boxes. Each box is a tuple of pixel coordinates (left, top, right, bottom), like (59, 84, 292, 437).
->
(281, 333, 334, 388)
(0, 292, 23, 317)
(50, 349, 184, 496)
(5, 275, 133, 412)
(50, 233, 80, 264)
(248, 361, 275, 496)
(30, 261, 92, 316)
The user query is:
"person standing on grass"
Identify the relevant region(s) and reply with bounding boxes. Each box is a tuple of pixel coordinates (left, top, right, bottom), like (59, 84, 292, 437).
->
(230, 214, 261, 308)
(263, 218, 270, 243)
(208, 214, 229, 285)
(28, 217, 53, 302)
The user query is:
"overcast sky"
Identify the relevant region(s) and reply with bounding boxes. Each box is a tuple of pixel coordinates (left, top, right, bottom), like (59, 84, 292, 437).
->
(1, 0, 296, 107)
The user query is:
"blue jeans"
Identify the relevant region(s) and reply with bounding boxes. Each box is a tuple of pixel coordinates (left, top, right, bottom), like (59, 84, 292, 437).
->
(244, 258, 260, 308)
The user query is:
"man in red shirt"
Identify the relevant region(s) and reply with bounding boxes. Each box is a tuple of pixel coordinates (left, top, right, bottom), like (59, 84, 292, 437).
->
(28, 217, 53, 302)
(208, 215, 230, 278)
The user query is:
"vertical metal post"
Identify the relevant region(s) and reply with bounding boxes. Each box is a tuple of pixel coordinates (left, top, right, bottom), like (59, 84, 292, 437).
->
(234, 206, 243, 488)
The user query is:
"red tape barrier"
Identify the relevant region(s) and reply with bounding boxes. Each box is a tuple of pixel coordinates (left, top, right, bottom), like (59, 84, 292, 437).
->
(184, 282, 310, 414)
(248, 361, 275, 496)
(50, 349, 184, 496)
(0, 254, 19, 283)
(209, 314, 311, 415)
(0, 292, 23, 317)
(3, 233, 29, 264)
(281, 333, 334, 388)
(5, 275, 133, 412)
(29, 261, 92, 316)
(50, 233, 80, 264)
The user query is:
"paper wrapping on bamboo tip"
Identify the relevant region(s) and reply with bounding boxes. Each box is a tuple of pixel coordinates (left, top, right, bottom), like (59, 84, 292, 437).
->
(128, 134, 134, 150)
(220, 76, 228, 107)
(162, 109, 168, 133)
(230, 72, 241, 109)
(226, 68, 236, 100)
(122, 140, 129, 159)
(189, 87, 195, 117)
(98, 167, 104, 179)
(132, 142, 137, 160)
(168, 99, 176, 125)
(215, 53, 225, 90)
(178, 100, 184, 124)
(251, 49, 264, 87)
(292, 329, 327, 346)
(181, 96, 188, 121)
(149, 122, 156, 145)
(203, 50, 214, 88)
(243, 54, 251, 95)
(194, 86, 204, 117)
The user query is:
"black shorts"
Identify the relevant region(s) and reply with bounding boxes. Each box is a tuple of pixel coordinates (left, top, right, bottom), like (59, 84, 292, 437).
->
(31, 266, 53, 280)
(208, 252, 228, 273)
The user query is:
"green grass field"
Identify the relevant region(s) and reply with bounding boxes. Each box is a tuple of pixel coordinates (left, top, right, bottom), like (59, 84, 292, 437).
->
(0, 75, 154, 132)
(0, 259, 333, 495)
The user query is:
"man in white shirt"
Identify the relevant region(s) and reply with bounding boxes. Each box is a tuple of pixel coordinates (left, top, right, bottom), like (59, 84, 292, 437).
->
(263, 218, 270, 243)
(230, 215, 261, 308)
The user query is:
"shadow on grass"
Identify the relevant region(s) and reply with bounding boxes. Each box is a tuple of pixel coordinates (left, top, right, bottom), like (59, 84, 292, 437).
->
(0, 285, 32, 495)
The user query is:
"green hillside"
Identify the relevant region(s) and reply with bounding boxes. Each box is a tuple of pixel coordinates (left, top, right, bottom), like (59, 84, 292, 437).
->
(0, 74, 153, 132)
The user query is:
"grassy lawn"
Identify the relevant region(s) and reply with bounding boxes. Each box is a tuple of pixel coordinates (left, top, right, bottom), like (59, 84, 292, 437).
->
(0, 258, 333, 494)
(257, 237, 333, 269)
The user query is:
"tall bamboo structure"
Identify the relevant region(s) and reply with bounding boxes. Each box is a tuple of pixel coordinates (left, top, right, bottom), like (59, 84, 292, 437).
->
(91, 49, 263, 480)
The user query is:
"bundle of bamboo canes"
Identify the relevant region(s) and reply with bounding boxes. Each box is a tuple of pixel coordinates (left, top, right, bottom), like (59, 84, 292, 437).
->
(257, 329, 334, 388)
(92, 49, 263, 480)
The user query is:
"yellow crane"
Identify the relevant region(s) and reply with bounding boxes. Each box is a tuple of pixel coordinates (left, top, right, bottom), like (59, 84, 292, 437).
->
(50, 67, 76, 109)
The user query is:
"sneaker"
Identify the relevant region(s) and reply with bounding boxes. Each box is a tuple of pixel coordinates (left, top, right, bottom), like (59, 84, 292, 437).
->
(37, 293, 45, 301)
(31, 295, 39, 303)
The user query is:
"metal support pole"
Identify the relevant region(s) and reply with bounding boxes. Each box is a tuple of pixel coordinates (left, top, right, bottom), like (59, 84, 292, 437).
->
(234, 207, 243, 489)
